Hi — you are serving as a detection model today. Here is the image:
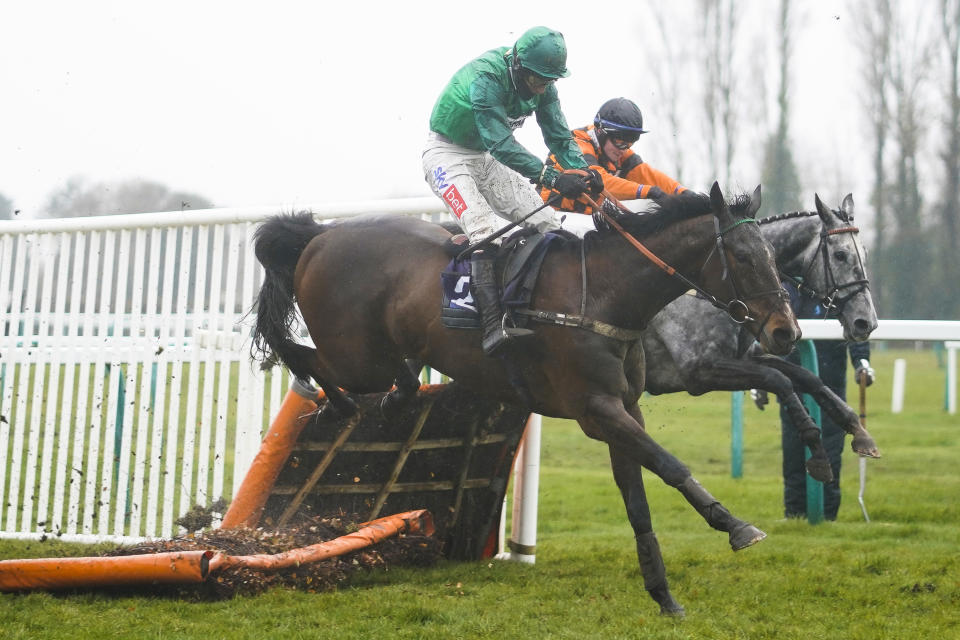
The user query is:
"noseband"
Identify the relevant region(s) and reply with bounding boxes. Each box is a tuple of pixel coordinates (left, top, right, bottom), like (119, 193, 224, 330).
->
(777, 219, 871, 317)
(703, 216, 787, 335)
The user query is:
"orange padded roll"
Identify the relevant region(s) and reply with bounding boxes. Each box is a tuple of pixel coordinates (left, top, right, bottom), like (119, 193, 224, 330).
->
(210, 509, 434, 573)
(0, 550, 211, 592)
(221, 379, 323, 529)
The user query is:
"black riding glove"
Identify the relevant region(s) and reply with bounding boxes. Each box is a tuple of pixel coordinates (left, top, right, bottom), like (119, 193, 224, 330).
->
(678, 189, 707, 204)
(646, 186, 666, 201)
(553, 172, 589, 199)
(592, 210, 609, 232)
(592, 199, 622, 232)
(584, 169, 604, 195)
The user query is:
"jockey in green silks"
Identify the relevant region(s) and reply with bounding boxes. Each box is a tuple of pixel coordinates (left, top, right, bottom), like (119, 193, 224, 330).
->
(423, 26, 600, 356)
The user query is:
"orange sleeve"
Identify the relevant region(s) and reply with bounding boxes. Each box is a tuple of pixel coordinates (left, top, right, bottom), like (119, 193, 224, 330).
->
(621, 156, 685, 197)
(591, 166, 648, 201)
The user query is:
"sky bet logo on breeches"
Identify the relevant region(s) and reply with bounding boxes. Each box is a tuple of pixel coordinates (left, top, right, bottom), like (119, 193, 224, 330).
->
(434, 166, 468, 219)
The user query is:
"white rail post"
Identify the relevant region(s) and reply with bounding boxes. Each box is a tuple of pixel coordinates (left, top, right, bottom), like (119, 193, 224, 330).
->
(946, 341, 959, 416)
(506, 413, 541, 564)
(891, 358, 907, 414)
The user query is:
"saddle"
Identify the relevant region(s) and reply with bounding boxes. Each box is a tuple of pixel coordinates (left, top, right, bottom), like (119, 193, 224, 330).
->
(440, 229, 570, 330)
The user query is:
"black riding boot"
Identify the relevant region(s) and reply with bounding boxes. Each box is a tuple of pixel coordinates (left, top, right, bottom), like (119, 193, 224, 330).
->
(470, 249, 533, 356)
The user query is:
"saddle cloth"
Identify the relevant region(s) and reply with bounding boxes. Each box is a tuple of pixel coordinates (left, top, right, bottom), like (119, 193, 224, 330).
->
(440, 231, 566, 330)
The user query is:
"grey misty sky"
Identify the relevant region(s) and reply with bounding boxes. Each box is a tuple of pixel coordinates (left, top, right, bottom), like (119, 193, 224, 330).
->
(2, 0, 869, 220)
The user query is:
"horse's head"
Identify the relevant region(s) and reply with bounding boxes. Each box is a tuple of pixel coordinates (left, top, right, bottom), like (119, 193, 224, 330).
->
(809, 193, 877, 341)
(703, 182, 800, 355)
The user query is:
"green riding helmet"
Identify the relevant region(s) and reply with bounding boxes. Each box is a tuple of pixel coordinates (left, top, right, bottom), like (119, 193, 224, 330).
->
(513, 26, 570, 79)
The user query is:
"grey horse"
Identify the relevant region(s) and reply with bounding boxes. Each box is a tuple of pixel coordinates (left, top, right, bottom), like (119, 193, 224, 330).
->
(642, 193, 880, 483)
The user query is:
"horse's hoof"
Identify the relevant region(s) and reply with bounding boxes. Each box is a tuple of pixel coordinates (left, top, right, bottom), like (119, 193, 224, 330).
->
(649, 586, 685, 617)
(729, 523, 766, 551)
(319, 397, 358, 420)
(852, 434, 881, 458)
(805, 457, 834, 483)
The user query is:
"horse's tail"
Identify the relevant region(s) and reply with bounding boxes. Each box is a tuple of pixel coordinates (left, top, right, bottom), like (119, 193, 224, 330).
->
(250, 212, 327, 379)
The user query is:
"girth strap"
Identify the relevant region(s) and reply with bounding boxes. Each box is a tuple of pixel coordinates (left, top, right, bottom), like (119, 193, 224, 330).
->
(513, 308, 644, 342)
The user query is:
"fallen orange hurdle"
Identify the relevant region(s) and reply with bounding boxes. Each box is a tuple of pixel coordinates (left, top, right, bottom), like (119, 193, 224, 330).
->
(0, 509, 433, 592)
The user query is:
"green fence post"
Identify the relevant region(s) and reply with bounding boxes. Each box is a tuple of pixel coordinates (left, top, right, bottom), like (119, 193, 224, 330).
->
(731, 391, 743, 478)
(796, 340, 824, 524)
(113, 365, 126, 486)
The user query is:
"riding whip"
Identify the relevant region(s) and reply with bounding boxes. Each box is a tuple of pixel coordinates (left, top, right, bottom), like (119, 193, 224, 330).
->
(456, 193, 562, 260)
(857, 374, 870, 522)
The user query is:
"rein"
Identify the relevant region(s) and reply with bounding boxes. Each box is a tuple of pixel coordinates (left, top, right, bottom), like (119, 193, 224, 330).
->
(515, 183, 782, 341)
(591, 191, 781, 326)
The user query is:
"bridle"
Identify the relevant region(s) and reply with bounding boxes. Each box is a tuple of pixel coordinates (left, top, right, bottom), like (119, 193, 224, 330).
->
(589, 189, 786, 330)
(510, 186, 786, 342)
(772, 213, 871, 317)
(703, 216, 787, 333)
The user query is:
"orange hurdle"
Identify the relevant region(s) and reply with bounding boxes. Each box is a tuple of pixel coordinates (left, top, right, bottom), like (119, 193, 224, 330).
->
(0, 510, 433, 592)
(0, 551, 212, 591)
(221, 378, 324, 529)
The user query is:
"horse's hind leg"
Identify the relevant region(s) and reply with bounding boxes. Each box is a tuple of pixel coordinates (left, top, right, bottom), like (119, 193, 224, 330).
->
(753, 355, 880, 458)
(380, 359, 423, 421)
(609, 447, 684, 616)
(267, 342, 358, 418)
(585, 396, 765, 553)
(316, 377, 359, 418)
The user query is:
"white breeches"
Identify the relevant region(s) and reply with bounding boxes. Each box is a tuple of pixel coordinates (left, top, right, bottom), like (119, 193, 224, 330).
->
(422, 132, 561, 244)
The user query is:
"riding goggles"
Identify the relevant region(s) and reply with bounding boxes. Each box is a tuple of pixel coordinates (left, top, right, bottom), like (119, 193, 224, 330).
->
(524, 71, 556, 89)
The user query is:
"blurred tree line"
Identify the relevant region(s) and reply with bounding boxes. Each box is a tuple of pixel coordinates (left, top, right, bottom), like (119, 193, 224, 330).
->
(849, 0, 959, 319)
(644, 0, 958, 320)
(39, 177, 213, 217)
(0, 177, 211, 221)
(3, 0, 958, 320)
(0, 178, 217, 318)
(0, 193, 13, 220)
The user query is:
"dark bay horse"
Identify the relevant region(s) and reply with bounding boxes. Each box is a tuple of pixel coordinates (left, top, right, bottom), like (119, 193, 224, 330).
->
(251, 182, 800, 615)
(642, 194, 880, 481)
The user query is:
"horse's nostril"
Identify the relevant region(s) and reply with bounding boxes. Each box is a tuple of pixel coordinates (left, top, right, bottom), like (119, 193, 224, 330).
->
(854, 318, 870, 333)
(772, 327, 795, 346)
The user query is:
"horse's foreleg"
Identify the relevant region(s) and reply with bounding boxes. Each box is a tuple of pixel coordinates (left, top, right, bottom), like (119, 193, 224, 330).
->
(683, 359, 835, 482)
(584, 395, 765, 552)
(380, 359, 423, 421)
(752, 355, 880, 458)
(609, 446, 684, 616)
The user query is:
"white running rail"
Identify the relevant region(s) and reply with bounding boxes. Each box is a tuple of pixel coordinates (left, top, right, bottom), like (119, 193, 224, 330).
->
(0, 198, 444, 543)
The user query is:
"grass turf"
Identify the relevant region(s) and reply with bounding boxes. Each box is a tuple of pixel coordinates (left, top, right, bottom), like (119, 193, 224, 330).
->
(1, 347, 957, 639)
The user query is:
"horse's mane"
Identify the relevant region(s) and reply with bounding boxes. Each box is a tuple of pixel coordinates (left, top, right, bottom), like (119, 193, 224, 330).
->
(758, 210, 817, 225)
(604, 191, 754, 239)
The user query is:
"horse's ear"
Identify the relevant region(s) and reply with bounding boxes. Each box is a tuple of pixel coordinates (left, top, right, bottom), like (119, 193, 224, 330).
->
(840, 194, 854, 220)
(709, 181, 727, 215)
(814, 193, 832, 224)
(746, 185, 762, 218)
